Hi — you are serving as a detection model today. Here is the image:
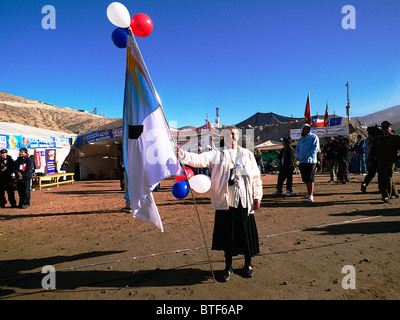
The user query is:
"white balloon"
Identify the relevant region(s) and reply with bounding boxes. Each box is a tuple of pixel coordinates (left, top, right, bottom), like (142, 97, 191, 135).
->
(189, 174, 211, 193)
(107, 2, 131, 28)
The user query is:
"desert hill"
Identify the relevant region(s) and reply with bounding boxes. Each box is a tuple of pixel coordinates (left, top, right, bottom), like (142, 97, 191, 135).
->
(356, 105, 400, 132)
(0, 91, 119, 135)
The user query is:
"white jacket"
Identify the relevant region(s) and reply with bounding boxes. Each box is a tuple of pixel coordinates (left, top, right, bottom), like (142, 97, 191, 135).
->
(180, 146, 263, 213)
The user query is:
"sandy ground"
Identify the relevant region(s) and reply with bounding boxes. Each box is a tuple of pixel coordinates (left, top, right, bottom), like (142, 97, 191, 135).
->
(1, 172, 400, 302)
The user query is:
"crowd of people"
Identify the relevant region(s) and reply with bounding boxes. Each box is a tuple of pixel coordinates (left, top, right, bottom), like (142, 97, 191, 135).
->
(0, 148, 35, 209)
(2, 121, 398, 283)
(174, 121, 400, 282)
(268, 120, 400, 203)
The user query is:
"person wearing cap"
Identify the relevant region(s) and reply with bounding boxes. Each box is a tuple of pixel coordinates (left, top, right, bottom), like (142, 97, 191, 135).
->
(273, 137, 295, 196)
(368, 121, 400, 202)
(295, 124, 320, 202)
(14, 148, 34, 209)
(0, 149, 17, 208)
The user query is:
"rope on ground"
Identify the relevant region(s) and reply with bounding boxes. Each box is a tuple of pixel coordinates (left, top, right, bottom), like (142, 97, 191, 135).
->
(0, 214, 386, 288)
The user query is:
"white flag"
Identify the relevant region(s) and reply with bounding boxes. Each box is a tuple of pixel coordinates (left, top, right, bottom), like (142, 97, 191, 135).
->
(123, 33, 181, 232)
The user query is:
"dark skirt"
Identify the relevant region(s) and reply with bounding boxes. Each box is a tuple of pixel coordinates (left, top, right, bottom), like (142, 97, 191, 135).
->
(212, 201, 259, 257)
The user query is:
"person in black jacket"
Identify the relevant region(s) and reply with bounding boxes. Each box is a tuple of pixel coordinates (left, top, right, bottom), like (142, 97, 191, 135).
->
(14, 148, 34, 209)
(273, 137, 296, 196)
(336, 137, 350, 184)
(322, 137, 339, 182)
(0, 149, 17, 208)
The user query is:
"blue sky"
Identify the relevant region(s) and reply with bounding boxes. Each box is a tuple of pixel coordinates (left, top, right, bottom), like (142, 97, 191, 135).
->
(1, 0, 399, 128)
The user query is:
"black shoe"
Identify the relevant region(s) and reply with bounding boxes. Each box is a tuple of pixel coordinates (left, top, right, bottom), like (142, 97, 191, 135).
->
(10, 204, 18, 208)
(21, 205, 30, 209)
(243, 265, 254, 278)
(382, 197, 390, 203)
(391, 194, 399, 199)
(361, 183, 367, 193)
(222, 268, 233, 282)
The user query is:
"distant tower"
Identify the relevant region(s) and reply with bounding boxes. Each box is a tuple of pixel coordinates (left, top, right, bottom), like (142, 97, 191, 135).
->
(215, 107, 221, 128)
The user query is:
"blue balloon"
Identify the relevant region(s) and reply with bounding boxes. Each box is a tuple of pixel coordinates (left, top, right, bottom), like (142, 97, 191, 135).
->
(112, 27, 129, 49)
(172, 181, 190, 199)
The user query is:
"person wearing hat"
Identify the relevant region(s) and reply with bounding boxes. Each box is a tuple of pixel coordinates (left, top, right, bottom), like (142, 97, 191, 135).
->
(0, 149, 17, 208)
(295, 124, 320, 202)
(368, 121, 400, 202)
(273, 137, 295, 196)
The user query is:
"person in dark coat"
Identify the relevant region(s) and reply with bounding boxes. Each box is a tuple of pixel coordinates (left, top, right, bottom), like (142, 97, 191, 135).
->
(273, 137, 295, 196)
(322, 137, 339, 182)
(14, 148, 34, 209)
(0, 149, 17, 208)
(368, 121, 400, 202)
(361, 125, 381, 193)
(336, 137, 350, 183)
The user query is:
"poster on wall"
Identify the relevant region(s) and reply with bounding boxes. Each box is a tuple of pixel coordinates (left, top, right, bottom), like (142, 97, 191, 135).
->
(46, 149, 56, 174)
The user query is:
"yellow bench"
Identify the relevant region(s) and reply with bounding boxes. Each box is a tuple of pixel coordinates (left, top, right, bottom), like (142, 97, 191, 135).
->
(32, 173, 75, 189)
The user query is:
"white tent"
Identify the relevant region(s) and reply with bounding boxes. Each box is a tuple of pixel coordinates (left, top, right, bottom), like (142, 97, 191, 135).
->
(254, 140, 282, 150)
(0, 121, 76, 174)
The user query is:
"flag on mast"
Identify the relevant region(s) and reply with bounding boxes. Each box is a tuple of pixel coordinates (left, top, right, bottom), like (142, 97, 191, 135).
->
(122, 33, 181, 232)
(324, 101, 329, 127)
(304, 92, 311, 125)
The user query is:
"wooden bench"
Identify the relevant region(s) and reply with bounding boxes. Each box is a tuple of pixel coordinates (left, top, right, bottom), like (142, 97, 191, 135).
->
(32, 173, 75, 189)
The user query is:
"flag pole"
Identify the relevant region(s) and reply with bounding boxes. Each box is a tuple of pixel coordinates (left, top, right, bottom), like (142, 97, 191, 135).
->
(128, 34, 216, 282)
(180, 158, 216, 283)
(345, 82, 350, 132)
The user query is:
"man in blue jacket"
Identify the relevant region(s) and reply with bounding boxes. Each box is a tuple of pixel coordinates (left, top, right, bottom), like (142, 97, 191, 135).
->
(295, 124, 320, 202)
(354, 134, 367, 174)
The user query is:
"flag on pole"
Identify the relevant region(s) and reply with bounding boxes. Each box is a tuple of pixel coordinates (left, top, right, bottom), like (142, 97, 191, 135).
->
(304, 92, 311, 125)
(330, 117, 342, 126)
(312, 118, 324, 127)
(324, 101, 329, 127)
(123, 33, 181, 232)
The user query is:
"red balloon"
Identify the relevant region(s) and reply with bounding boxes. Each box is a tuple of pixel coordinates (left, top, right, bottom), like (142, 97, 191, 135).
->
(130, 13, 153, 37)
(175, 167, 194, 182)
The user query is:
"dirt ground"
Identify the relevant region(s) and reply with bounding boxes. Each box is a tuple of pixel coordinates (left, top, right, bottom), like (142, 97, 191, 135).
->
(1, 171, 400, 302)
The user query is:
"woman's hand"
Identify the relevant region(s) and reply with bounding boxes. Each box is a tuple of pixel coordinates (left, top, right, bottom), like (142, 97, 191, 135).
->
(176, 147, 184, 158)
(253, 199, 261, 211)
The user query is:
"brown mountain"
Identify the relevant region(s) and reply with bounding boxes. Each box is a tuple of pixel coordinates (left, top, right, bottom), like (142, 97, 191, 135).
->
(356, 105, 400, 132)
(0, 91, 119, 135)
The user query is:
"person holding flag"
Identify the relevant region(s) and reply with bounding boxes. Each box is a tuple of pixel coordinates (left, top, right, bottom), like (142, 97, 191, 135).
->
(178, 127, 263, 282)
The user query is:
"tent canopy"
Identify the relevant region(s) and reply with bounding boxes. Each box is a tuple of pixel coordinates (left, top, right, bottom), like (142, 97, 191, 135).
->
(254, 140, 282, 150)
(0, 121, 76, 138)
(236, 112, 303, 127)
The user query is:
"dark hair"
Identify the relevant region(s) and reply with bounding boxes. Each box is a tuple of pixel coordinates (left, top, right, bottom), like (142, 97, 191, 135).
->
(20, 148, 28, 153)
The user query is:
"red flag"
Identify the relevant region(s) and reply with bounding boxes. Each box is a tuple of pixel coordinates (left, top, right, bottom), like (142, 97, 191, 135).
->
(304, 92, 311, 125)
(312, 118, 324, 127)
(324, 102, 329, 127)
